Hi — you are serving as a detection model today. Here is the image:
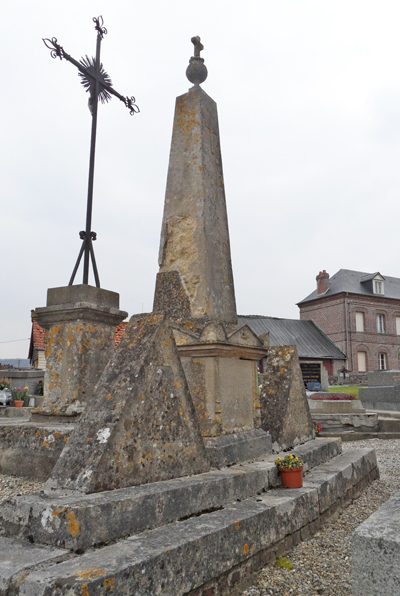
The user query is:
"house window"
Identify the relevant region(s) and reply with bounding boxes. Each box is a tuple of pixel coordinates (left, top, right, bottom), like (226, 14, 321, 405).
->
(357, 351, 367, 373)
(374, 280, 384, 294)
(377, 314, 385, 333)
(355, 312, 364, 332)
(396, 317, 400, 335)
(379, 353, 387, 370)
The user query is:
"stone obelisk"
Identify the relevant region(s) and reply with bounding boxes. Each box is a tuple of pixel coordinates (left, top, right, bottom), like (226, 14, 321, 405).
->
(154, 37, 270, 466)
(156, 38, 236, 325)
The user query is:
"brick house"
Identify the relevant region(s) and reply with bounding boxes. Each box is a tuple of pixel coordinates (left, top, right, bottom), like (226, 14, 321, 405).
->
(238, 315, 346, 389)
(298, 269, 400, 376)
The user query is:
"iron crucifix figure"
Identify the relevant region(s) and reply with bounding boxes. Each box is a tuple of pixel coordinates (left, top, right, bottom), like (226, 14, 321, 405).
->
(43, 16, 139, 288)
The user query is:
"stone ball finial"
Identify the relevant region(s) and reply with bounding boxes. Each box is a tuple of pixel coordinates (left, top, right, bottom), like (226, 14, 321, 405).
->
(186, 36, 208, 85)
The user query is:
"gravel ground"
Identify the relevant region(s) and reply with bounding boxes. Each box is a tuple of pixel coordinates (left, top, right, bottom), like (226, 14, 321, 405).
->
(0, 439, 397, 595)
(242, 439, 400, 596)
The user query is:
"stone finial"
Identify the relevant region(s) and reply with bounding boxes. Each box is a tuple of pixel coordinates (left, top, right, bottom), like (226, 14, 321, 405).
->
(186, 36, 208, 85)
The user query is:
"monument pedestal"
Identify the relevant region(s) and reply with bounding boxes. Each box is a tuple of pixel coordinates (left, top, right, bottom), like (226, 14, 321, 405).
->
(32, 285, 127, 421)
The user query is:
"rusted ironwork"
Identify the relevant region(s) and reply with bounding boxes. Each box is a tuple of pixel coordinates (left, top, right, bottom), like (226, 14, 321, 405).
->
(43, 16, 139, 287)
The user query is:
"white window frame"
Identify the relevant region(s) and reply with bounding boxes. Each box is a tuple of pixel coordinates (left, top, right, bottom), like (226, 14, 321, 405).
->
(374, 280, 384, 295)
(377, 314, 385, 333)
(379, 352, 387, 370)
(396, 317, 400, 336)
(355, 312, 365, 333)
(357, 351, 367, 373)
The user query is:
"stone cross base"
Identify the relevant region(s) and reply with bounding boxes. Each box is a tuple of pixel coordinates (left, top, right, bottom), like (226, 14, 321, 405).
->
(32, 285, 127, 421)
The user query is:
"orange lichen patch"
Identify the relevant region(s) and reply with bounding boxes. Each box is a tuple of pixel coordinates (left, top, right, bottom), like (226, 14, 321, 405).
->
(106, 394, 112, 401)
(52, 507, 66, 519)
(42, 441, 49, 447)
(280, 368, 285, 374)
(243, 543, 249, 555)
(147, 454, 152, 460)
(268, 389, 275, 394)
(235, 521, 240, 530)
(35, 431, 41, 438)
(88, 438, 92, 442)
(174, 382, 179, 388)
(75, 568, 106, 581)
(255, 404, 261, 409)
(54, 433, 61, 438)
(162, 342, 167, 348)
(64, 437, 69, 443)
(185, 321, 195, 328)
(67, 511, 81, 536)
(81, 585, 89, 596)
(103, 578, 116, 591)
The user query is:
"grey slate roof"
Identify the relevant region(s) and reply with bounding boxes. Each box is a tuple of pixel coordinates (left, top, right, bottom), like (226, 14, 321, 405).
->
(297, 269, 400, 305)
(238, 316, 346, 360)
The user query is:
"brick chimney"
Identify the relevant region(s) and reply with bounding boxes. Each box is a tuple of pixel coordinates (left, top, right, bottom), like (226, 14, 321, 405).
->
(316, 270, 329, 295)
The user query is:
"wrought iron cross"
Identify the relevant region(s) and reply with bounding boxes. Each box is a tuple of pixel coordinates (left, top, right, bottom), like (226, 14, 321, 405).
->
(43, 16, 139, 288)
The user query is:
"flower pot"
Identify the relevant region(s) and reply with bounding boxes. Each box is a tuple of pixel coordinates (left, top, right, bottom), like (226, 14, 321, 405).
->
(14, 400, 24, 408)
(280, 467, 303, 489)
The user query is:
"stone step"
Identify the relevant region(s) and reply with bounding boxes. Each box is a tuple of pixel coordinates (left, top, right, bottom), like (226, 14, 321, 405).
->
(0, 407, 33, 419)
(321, 430, 400, 441)
(378, 417, 400, 432)
(0, 438, 341, 552)
(0, 447, 378, 596)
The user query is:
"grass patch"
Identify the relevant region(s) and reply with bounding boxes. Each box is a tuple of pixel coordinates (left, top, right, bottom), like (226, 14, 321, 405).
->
(328, 386, 362, 399)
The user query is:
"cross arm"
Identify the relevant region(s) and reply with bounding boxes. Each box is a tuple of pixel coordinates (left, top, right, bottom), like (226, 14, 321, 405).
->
(42, 37, 140, 115)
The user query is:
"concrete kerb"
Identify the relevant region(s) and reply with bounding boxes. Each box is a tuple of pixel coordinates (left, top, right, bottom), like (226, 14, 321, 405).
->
(0, 446, 379, 596)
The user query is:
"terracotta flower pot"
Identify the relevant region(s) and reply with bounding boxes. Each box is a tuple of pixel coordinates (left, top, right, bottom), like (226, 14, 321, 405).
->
(14, 400, 24, 408)
(280, 466, 303, 489)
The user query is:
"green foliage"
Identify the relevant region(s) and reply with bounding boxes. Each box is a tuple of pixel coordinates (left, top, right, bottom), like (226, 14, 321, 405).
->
(276, 557, 293, 570)
(274, 453, 303, 471)
(328, 386, 361, 399)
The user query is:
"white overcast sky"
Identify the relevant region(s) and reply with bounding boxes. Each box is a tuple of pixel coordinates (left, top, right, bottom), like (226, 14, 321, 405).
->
(1, 1, 400, 358)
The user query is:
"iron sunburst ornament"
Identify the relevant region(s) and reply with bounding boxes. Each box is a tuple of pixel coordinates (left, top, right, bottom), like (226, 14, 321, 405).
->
(79, 55, 112, 106)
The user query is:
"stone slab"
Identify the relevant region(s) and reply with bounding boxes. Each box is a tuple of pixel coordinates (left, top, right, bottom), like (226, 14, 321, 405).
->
(367, 370, 400, 387)
(313, 413, 379, 432)
(304, 448, 378, 513)
(353, 490, 400, 595)
(359, 385, 400, 412)
(0, 422, 75, 480)
(0, 438, 341, 552)
(204, 429, 272, 467)
(9, 490, 320, 596)
(46, 284, 120, 309)
(308, 400, 366, 414)
(0, 537, 66, 595)
(3, 446, 378, 595)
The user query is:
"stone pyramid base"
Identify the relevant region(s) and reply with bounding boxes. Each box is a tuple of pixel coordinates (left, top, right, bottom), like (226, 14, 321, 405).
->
(0, 438, 378, 595)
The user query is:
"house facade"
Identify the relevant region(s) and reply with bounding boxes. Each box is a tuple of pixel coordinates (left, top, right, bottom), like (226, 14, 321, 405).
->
(298, 269, 400, 376)
(238, 315, 346, 389)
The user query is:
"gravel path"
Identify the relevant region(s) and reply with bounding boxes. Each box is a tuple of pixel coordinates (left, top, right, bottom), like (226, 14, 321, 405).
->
(242, 439, 400, 596)
(0, 439, 397, 595)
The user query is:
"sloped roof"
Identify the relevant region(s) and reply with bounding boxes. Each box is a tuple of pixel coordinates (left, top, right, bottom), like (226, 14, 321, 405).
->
(238, 315, 346, 360)
(298, 269, 400, 305)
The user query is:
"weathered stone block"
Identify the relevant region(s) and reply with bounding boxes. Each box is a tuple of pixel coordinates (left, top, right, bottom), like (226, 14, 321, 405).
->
(204, 429, 271, 467)
(0, 423, 74, 480)
(33, 285, 127, 419)
(260, 346, 314, 451)
(353, 490, 400, 596)
(45, 313, 210, 494)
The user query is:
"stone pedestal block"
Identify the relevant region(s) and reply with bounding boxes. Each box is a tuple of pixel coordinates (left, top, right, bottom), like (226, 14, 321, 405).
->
(32, 285, 127, 421)
(260, 346, 314, 452)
